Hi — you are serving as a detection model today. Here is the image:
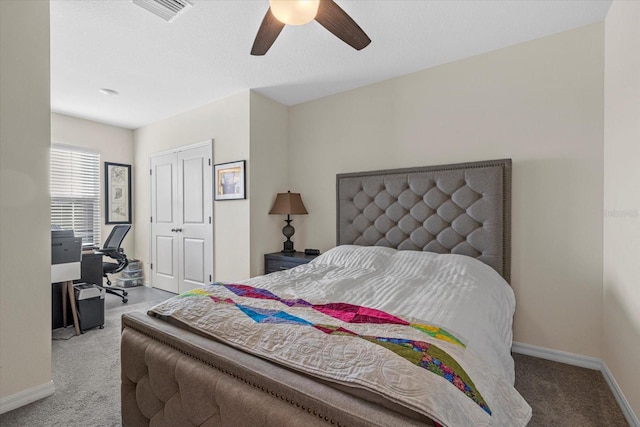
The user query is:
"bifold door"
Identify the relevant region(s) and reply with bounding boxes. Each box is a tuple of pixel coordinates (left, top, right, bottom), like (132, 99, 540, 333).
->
(150, 142, 213, 294)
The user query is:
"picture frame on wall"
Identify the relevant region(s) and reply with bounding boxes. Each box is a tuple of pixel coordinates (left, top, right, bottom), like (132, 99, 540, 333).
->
(105, 162, 132, 224)
(214, 160, 246, 201)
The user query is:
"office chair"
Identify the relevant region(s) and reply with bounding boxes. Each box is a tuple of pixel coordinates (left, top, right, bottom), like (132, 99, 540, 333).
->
(98, 224, 131, 303)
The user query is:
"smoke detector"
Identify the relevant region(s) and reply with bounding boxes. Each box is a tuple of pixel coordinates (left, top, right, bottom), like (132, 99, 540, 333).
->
(133, 0, 192, 23)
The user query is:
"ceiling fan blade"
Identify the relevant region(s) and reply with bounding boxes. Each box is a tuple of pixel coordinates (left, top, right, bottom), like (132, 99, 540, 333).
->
(315, 0, 371, 50)
(251, 8, 285, 56)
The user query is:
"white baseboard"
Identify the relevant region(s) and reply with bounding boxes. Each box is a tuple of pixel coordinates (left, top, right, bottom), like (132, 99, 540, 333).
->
(512, 341, 639, 427)
(512, 341, 602, 370)
(600, 361, 640, 427)
(0, 381, 55, 415)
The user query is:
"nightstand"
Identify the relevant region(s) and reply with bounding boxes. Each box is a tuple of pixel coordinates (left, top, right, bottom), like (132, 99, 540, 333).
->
(264, 252, 318, 274)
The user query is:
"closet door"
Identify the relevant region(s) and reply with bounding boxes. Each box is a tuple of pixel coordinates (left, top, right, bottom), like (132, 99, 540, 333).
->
(177, 145, 212, 293)
(150, 152, 180, 293)
(150, 142, 213, 294)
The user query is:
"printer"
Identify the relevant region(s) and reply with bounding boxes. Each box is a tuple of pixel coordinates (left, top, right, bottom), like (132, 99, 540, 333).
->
(51, 227, 82, 283)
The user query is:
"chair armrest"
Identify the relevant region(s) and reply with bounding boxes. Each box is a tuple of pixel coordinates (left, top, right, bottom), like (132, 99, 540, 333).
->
(98, 247, 127, 262)
(96, 246, 120, 253)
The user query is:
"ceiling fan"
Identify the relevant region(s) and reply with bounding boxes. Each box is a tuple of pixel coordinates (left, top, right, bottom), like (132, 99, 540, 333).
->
(251, 0, 371, 56)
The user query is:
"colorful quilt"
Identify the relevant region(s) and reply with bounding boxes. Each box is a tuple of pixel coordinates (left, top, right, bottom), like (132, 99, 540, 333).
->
(149, 282, 531, 426)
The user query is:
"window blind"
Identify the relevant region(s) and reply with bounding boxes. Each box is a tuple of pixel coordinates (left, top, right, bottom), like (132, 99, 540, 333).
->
(50, 145, 101, 246)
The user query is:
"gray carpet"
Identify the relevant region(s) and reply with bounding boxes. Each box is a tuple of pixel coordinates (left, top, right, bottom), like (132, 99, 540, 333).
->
(513, 353, 629, 426)
(0, 293, 631, 426)
(0, 296, 164, 427)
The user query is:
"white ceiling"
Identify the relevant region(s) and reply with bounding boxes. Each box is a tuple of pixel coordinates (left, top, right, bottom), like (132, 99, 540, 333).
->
(50, 0, 612, 130)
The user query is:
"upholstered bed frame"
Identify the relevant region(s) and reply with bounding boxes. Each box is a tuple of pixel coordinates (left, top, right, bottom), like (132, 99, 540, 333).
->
(337, 159, 511, 282)
(121, 159, 512, 426)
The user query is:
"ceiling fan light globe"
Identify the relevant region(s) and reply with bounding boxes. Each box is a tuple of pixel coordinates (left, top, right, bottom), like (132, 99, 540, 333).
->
(269, 0, 319, 25)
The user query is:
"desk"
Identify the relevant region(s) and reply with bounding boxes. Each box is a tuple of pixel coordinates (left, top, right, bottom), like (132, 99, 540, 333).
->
(52, 251, 103, 331)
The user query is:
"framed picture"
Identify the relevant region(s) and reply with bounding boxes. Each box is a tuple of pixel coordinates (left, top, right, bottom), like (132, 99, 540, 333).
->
(105, 162, 132, 224)
(214, 160, 246, 201)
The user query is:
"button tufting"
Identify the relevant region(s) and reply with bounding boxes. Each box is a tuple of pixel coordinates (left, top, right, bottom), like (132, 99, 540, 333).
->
(338, 162, 508, 280)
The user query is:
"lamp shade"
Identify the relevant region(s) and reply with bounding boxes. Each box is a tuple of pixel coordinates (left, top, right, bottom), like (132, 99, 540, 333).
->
(269, 192, 308, 215)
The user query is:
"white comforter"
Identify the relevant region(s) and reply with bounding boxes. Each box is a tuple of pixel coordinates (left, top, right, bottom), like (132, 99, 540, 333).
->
(252, 245, 517, 385)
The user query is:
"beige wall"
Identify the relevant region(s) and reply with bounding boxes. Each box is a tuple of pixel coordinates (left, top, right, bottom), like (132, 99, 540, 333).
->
(604, 0, 640, 418)
(51, 113, 135, 256)
(0, 0, 52, 403)
(249, 92, 289, 276)
(133, 91, 252, 282)
(288, 24, 605, 358)
(133, 91, 290, 282)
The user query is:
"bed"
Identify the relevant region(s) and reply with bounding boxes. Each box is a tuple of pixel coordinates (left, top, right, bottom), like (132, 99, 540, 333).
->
(121, 158, 531, 426)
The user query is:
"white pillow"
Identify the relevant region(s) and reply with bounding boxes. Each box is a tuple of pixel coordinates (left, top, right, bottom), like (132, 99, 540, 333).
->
(312, 245, 395, 270)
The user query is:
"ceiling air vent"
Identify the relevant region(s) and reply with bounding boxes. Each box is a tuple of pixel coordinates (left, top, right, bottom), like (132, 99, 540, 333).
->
(133, 0, 192, 23)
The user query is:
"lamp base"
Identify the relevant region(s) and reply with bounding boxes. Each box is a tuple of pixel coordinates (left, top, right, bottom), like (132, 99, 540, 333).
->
(281, 240, 295, 253)
(281, 217, 295, 253)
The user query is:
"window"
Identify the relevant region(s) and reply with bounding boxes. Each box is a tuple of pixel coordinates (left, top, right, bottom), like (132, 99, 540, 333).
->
(50, 145, 101, 246)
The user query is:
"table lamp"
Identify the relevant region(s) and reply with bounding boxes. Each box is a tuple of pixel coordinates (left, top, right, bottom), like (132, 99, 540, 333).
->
(269, 191, 308, 253)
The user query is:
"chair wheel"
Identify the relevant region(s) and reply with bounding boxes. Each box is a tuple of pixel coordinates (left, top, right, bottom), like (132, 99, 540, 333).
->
(99, 325, 104, 329)
(123, 291, 128, 296)
(123, 298, 128, 303)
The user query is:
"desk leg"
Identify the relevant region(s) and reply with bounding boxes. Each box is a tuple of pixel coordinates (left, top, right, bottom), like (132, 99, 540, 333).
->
(62, 282, 68, 327)
(66, 281, 81, 336)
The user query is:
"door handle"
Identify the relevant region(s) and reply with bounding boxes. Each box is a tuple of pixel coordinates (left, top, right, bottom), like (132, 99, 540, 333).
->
(176, 228, 183, 232)
(170, 228, 183, 232)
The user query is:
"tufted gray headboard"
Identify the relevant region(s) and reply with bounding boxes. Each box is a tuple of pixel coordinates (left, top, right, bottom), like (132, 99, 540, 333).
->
(336, 159, 512, 282)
